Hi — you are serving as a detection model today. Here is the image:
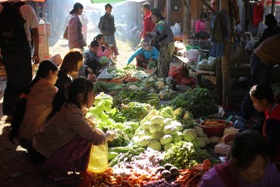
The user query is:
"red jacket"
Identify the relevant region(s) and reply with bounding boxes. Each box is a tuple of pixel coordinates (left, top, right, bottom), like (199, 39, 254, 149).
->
(263, 104, 280, 161)
(142, 11, 155, 39)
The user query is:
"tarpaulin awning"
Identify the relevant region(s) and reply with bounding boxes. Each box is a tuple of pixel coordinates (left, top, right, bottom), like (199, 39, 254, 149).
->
(91, 0, 146, 3)
(0, 0, 46, 2)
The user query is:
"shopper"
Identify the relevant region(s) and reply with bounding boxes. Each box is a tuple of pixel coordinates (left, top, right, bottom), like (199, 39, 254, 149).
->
(0, 2, 39, 122)
(148, 8, 174, 77)
(98, 3, 119, 57)
(67, 2, 86, 50)
(93, 34, 113, 58)
(55, 49, 83, 90)
(31, 78, 115, 186)
(127, 41, 159, 69)
(199, 130, 280, 187)
(249, 84, 280, 162)
(140, 2, 155, 42)
(9, 60, 58, 151)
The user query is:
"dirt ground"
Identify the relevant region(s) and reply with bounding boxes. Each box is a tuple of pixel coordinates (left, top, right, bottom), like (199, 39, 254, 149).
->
(0, 35, 136, 187)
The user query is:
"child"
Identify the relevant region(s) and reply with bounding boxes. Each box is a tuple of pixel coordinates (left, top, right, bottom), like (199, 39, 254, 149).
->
(30, 78, 114, 186)
(127, 41, 159, 69)
(249, 84, 280, 162)
(9, 60, 58, 151)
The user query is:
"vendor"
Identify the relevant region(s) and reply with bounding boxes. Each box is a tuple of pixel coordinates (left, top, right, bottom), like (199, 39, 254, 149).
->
(195, 12, 210, 38)
(199, 130, 280, 186)
(249, 84, 280, 162)
(30, 78, 115, 186)
(127, 41, 159, 69)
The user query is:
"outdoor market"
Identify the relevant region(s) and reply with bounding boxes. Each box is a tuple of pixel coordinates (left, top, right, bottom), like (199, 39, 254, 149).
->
(0, 0, 280, 187)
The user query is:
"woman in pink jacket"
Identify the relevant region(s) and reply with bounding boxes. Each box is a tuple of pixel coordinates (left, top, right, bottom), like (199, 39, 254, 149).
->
(68, 3, 86, 50)
(94, 34, 113, 58)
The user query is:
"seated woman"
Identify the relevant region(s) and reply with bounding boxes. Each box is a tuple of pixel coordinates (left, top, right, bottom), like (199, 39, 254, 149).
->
(55, 49, 83, 90)
(30, 78, 114, 185)
(94, 34, 113, 59)
(84, 40, 109, 79)
(249, 84, 280, 162)
(9, 60, 58, 151)
(195, 12, 210, 39)
(199, 130, 280, 187)
(127, 41, 159, 69)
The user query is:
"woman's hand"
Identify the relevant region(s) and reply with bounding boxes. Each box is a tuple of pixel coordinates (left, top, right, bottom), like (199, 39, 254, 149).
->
(105, 131, 115, 142)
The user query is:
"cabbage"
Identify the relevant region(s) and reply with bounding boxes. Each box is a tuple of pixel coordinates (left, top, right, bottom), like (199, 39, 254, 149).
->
(139, 136, 152, 147)
(128, 85, 139, 91)
(164, 125, 178, 135)
(183, 129, 198, 142)
(202, 136, 210, 145)
(171, 121, 183, 131)
(149, 124, 163, 134)
(194, 126, 205, 137)
(98, 56, 110, 65)
(209, 136, 220, 144)
(160, 107, 174, 118)
(148, 140, 162, 151)
(141, 121, 151, 130)
(163, 118, 172, 127)
(164, 143, 173, 151)
(150, 116, 164, 125)
(160, 134, 173, 145)
(183, 111, 193, 121)
(173, 131, 183, 142)
(173, 107, 184, 119)
(155, 81, 165, 90)
(194, 137, 206, 148)
(151, 132, 163, 141)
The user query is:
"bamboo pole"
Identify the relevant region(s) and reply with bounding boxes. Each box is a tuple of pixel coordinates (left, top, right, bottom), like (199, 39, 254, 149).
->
(220, 0, 232, 105)
(182, 0, 191, 45)
(154, 0, 158, 8)
(272, 0, 276, 14)
(166, 0, 171, 24)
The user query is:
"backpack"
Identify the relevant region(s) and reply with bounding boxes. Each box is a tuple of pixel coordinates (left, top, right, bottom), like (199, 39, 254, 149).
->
(0, 2, 27, 51)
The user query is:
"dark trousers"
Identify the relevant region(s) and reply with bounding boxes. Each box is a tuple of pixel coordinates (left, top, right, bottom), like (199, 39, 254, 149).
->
(239, 56, 272, 120)
(2, 42, 32, 116)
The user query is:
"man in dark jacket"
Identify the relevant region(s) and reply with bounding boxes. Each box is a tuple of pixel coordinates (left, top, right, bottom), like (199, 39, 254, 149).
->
(98, 3, 118, 57)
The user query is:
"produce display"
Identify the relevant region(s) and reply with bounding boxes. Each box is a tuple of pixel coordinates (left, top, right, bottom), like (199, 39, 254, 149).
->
(81, 67, 235, 187)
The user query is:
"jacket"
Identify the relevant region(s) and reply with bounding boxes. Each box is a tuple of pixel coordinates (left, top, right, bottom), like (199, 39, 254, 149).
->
(33, 103, 106, 158)
(98, 13, 116, 36)
(142, 11, 155, 38)
(127, 47, 159, 65)
(18, 79, 57, 141)
(68, 13, 85, 49)
(150, 20, 174, 46)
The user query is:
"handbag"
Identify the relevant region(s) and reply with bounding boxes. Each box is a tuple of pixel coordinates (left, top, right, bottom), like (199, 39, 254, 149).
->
(63, 25, 68, 40)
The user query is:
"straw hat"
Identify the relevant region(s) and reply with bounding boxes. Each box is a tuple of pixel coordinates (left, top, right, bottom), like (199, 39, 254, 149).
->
(49, 53, 62, 66)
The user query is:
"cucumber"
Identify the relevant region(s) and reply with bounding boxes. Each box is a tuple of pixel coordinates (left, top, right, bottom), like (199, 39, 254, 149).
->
(108, 151, 119, 161)
(108, 146, 133, 153)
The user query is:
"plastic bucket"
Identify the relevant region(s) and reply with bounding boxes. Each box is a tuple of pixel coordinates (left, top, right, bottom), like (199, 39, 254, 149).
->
(87, 143, 108, 173)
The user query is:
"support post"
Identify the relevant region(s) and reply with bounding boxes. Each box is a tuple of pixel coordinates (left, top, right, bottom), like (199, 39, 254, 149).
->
(182, 0, 191, 45)
(220, 0, 232, 105)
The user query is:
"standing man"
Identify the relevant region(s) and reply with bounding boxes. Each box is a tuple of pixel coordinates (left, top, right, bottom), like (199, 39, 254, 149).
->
(0, 2, 39, 122)
(98, 3, 119, 58)
(140, 2, 155, 42)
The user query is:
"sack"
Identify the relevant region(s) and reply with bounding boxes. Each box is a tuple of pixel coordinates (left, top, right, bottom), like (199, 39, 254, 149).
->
(0, 2, 27, 51)
(63, 25, 68, 39)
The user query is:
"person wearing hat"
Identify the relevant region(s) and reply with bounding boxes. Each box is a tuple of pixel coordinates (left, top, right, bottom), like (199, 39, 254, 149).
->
(127, 41, 159, 69)
(195, 12, 210, 38)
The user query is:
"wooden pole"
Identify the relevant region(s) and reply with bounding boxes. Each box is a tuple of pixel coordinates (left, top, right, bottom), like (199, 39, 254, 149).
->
(272, 0, 276, 14)
(220, 0, 232, 105)
(182, 0, 191, 45)
(166, 0, 171, 24)
(154, 0, 158, 8)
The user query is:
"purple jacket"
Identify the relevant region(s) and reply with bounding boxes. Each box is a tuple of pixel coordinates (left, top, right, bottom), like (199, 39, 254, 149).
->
(199, 163, 280, 187)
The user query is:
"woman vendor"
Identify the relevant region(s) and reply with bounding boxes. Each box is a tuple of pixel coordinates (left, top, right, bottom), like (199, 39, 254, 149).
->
(199, 130, 280, 187)
(249, 84, 280, 162)
(147, 8, 174, 77)
(30, 78, 115, 186)
(127, 41, 159, 69)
